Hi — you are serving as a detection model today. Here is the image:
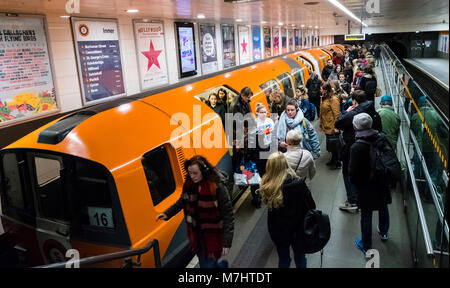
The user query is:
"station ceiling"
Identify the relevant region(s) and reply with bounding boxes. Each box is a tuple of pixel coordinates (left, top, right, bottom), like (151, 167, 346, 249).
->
(0, 0, 448, 31)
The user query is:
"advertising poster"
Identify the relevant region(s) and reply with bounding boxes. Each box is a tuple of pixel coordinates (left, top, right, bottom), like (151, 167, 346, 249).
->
(0, 15, 57, 124)
(281, 28, 287, 54)
(289, 29, 294, 52)
(263, 26, 271, 58)
(252, 25, 261, 61)
(72, 18, 125, 104)
(238, 25, 250, 65)
(273, 27, 280, 56)
(294, 29, 300, 50)
(134, 21, 169, 91)
(199, 24, 218, 75)
(176, 23, 197, 77)
(221, 24, 236, 69)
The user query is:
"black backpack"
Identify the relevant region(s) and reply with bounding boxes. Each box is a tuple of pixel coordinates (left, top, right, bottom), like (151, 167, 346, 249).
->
(302, 186, 331, 254)
(365, 78, 377, 96)
(356, 134, 402, 186)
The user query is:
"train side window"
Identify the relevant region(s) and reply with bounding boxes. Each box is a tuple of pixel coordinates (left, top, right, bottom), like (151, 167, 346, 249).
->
(291, 68, 305, 88)
(297, 56, 314, 73)
(1, 153, 25, 210)
(277, 73, 295, 98)
(194, 85, 238, 104)
(259, 79, 281, 102)
(142, 146, 176, 206)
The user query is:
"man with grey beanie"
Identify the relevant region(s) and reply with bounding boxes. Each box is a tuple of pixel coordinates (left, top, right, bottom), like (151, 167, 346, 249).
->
(349, 113, 391, 254)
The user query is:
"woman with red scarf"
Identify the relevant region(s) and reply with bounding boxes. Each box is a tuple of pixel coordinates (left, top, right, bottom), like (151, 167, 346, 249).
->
(157, 155, 234, 268)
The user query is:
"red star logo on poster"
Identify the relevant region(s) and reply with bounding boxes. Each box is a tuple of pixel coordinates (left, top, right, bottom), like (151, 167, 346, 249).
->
(241, 38, 248, 54)
(141, 41, 162, 70)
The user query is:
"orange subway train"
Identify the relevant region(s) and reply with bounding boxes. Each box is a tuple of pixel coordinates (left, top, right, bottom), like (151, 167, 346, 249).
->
(0, 45, 340, 268)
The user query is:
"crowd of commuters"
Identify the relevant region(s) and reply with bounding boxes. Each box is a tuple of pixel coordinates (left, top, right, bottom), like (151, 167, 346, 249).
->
(161, 44, 418, 268)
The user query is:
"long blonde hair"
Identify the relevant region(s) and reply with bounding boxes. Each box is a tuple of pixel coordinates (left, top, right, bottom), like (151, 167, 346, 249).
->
(259, 152, 297, 210)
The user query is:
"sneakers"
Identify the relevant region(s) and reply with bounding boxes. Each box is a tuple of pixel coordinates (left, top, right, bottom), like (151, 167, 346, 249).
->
(377, 225, 389, 242)
(339, 201, 358, 211)
(355, 238, 367, 255)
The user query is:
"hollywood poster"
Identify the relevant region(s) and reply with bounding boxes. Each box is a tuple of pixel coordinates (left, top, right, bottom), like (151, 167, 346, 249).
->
(134, 20, 169, 90)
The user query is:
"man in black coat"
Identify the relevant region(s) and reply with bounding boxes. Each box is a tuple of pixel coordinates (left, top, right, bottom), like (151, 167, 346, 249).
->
(305, 72, 322, 117)
(321, 59, 335, 82)
(335, 90, 382, 212)
(349, 113, 390, 253)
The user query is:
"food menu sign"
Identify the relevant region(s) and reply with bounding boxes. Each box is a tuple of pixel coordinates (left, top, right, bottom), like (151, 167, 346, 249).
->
(0, 15, 57, 125)
(134, 20, 169, 91)
(72, 18, 125, 105)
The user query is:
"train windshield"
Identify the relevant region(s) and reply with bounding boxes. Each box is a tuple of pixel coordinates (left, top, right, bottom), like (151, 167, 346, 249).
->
(0, 150, 130, 247)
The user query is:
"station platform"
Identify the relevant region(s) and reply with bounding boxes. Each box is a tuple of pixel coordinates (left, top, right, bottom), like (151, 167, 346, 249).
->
(403, 58, 449, 91)
(187, 64, 413, 268)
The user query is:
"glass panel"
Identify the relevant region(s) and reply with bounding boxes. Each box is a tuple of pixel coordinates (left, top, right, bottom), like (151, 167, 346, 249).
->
(1, 153, 25, 210)
(142, 146, 176, 206)
(35, 157, 61, 187)
(259, 79, 281, 102)
(291, 68, 305, 88)
(277, 72, 294, 98)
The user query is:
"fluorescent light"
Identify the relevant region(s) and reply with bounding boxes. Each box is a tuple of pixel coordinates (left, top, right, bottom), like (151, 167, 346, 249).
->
(60, 15, 70, 18)
(315, 25, 319, 29)
(327, 0, 368, 27)
(236, 19, 243, 22)
(261, 21, 267, 24)
(278, 22, 283, 26)
(301, 24, 305, 28)
(126, 9, 139, 13)
(197, 14, 205, 19)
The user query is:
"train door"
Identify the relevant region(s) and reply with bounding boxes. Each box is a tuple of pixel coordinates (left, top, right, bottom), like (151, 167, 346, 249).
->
(28, 153, 72, 264)
(277, 72, 295, 98)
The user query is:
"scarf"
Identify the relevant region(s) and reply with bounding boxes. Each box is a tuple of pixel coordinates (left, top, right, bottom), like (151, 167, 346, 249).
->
(277, 108, 304, 142)
(183, 180, 223, 260)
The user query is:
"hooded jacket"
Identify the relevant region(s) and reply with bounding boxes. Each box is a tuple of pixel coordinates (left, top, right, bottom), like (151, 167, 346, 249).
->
(359, 73, 377, 101)
(306, 72, 322, 99)
(322, 64, 335, 82)
(376, 105, 401, 149)
(349, 129, 392, 210)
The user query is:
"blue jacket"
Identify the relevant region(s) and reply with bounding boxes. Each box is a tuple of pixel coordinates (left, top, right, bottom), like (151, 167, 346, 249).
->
(300, 99, 315, 121)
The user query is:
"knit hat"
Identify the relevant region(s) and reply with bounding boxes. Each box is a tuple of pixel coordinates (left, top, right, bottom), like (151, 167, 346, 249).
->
(380, 95, 392, 104)
(417, 95, 427, 106)
(352, 113, 373, 131)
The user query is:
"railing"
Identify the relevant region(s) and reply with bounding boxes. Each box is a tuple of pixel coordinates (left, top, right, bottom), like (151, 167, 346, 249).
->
(35, 239, 161, 268)
(380, 44, 449, 268)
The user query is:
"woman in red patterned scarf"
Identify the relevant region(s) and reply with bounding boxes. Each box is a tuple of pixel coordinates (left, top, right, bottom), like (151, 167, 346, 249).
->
(157, 155, 234, 268)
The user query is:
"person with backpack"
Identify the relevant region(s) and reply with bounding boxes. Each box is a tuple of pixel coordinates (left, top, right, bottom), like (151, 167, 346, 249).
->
(306, 72, 322, 117)
(359, 67, 378, 102)
(349, 113, 400, 253)
(157, 155, 234, 268)
(335, 90, 382, 212)
(319, 82, 342, 169)
(295, 86, 315, 122)
(259, 152, 316, 268)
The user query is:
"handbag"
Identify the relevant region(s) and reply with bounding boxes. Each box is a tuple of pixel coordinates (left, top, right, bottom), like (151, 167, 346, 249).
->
(233, 156, 261, 186)
(326, 132, 343, 153)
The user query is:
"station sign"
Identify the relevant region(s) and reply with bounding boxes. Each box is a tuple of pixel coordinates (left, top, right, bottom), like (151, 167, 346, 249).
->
(344, 34, 366, 41)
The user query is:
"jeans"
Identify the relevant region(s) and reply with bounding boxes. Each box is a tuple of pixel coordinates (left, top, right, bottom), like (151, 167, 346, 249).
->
(275, 243, 307, 268)
(360, 205, 390, 249)
(342, 156, 358, 204)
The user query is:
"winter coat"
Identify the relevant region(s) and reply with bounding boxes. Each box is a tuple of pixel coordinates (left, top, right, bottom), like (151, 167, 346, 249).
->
(277, 109, 321, 159)
(207, 102, 226, 125)
(284, 147, 316, 182)
(321, 64, 335, 82)
(230, 96, 253, 140)
(267, 175, 316, 249)
(328, 71, 339, 81)
(320, 95, 341, 135)
(306, 73, 322, 99)
(343, 67, 354, 84)
(300, 98, 315, 121)
(359, 74, 377, 101)
(349, 129, 392, 210)
(376, 105, 401, 149)
(269, 95, 290, 118)
(335, 101, 382, 160)
(165, 182, 235, 248)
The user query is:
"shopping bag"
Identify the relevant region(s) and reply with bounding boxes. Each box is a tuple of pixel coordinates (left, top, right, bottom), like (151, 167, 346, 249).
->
(233, 157, 261, 186)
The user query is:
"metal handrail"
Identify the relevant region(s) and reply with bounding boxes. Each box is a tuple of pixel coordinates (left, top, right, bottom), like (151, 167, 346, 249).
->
(380, 51, 435, 256)
(35, 239, 161, 268)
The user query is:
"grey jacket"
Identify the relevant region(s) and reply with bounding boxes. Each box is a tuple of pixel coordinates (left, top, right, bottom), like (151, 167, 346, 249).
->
(164, 182, 235, 248)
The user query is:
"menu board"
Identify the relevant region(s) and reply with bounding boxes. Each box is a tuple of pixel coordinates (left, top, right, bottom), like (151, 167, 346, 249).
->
(72, 18, 125, 104)
(252, 25, 261, 61)
(263, 27, 271, 58)
(134, 20, 169, 91)
(0, 15, 57, 125)
(238, 25, 250, 65)
(199, 24, 218, 75)
(221, 24, 236, 69)
(273, 27, 280, 56)
(281, 28, 287, 54)
(175, 22, 197, 78)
